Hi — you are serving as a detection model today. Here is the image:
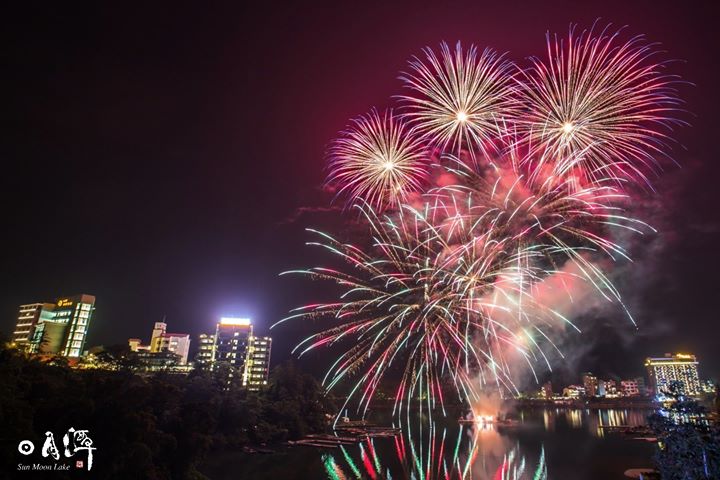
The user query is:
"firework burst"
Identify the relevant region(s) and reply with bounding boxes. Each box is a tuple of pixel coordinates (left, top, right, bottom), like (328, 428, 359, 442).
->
(399, 42, 519, 159)
(327, 109, 430, 210)
(517, 23, 684, 187)
(281, 23, 686, 419)
(433, 143, 654, 308)
(275, 202, 576, 418)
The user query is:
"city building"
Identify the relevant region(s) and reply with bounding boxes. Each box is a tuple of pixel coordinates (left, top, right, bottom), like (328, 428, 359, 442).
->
(563, 385, 586, 399)
(195, 318, 272, 389)
(634, 377, 648, 396)
(701, 380, 716, 394)
(540, 381, 553, 399)
(243, 336, 272, 390)
(12, 295, 96, 357)
(12, 303, 54, 349)
(604, 379, 619, 397)
(645, 353, 701, 396)
(582, 372, 599, 397)
(128, 321, 191, 364)
(620, 380, 640, 397)
(597, 380, 606, 397)
(213, 317, 253, 371)
(195, 333, 215, 366)
(128, 338, 150, 352)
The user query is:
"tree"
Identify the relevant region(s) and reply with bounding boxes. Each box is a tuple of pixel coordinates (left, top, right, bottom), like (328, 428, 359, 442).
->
(648, 382, 720, 479)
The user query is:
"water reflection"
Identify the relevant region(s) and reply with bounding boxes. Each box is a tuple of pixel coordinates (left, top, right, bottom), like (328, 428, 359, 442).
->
(541, 408, 648, 437)
(320, 409, 650, 479)
(322, 420, 547, 480)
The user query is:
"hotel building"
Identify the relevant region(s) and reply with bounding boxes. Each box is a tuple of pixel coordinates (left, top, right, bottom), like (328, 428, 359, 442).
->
(243, 336, 272, 391)
(196, 333, 215, 366)
(12, 295, 96, 357)
(645, 353, 701, 396)
(196, 317, 272, 389)
(128, 321, 191, 364)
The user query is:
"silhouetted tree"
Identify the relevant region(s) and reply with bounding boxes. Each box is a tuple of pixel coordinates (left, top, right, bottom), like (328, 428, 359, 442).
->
(648, 382, 720, 479)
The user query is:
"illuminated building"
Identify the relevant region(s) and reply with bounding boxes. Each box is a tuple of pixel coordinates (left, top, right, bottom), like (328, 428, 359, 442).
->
(55, 295, 96, 357)
(243, 336, 272, 390)
(214, 317, 252, 371)
(645, 353, 701, 396)
(562, 385, 585, 398)
(197, 318, 273, 389)
(13, 295, 95, 357)
(620, 380, 640, 397)
(12, 303, 54, 349)
(540, 381, 553, 399)
(196, 333, 215, 366)
(701, 380, 716, 394)
(128, 321, 191, 364)
(128, 338, 150, 352)
(582, 372, 598, 397)
(597, 380, 607, 397)
(605, 379, 618, 396)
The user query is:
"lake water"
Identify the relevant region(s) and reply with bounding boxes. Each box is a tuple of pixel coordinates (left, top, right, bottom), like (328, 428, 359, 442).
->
(200, 408, 656, 479)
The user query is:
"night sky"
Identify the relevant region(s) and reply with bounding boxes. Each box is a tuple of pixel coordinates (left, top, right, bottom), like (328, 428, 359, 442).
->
(2, 1, 718, 385)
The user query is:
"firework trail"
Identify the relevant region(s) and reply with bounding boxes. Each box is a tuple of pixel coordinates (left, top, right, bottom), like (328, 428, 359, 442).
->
(432, 139, 654, 312)
(516, 23, 684, 188)
(279, 22, 685, 418)
(327, 109, 430, 210)
(275, 201, 580, 418)
(399, 42, 519, 160)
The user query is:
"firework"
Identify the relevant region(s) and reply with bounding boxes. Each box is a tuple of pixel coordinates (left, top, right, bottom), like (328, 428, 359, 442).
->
(327, 109, 429, 210)
(275, 201, 573, 418)
(433, 143, 654, 308)
(281, 23, 685, 420)
(399, 42, 519, 159)
(517, 23, 683, 186)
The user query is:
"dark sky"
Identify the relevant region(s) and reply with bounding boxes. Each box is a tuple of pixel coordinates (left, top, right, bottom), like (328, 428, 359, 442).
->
(2, 1, 718, 384)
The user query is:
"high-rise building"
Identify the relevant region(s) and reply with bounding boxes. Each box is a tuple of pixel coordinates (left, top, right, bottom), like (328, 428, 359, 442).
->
(196, 318, 272, 390)
(243, 336, 272, 390)
(12, 303, 54, 349)
(214, 317, 252, 370)
(582, 372, 598, 397)
(196, 333, 215, 366)
(128, 320, 191, 364)
(12, 295, 96, 357)
(56, 295, 96, 357)
(645, 353, 701, 396)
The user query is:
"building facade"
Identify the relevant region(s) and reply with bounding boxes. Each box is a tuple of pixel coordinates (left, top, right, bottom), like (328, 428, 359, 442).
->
(12, 303, 54, 349)
(196, 333, 215, 366)
(645, 353, 701, 396)
(582, 372, 599, 397)
(195, 318, 272, 389)
(243, 336, 272, 391)
(213, 317, 253, 370)
(128, 320, 191, 365)
(620, 380, 640, 397)
(12, 295, 96, 357)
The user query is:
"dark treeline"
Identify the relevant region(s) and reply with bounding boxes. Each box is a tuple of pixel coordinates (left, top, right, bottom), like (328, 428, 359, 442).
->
(0, 343, 334, 479)
(648, 383, 720, 480)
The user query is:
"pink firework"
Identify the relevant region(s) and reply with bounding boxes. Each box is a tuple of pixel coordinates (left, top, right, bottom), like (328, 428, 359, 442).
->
(327, 109, 430, 210)
(517, 23, 684, 187)
(399, 42, 520, 160)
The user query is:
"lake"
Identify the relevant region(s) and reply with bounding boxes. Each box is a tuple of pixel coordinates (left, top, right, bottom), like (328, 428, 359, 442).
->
(200, 408, 657, 479)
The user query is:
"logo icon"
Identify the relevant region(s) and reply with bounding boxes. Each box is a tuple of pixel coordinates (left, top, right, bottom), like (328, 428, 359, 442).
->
(17, 441, 34, 455)
(17, 427, 96, 471)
